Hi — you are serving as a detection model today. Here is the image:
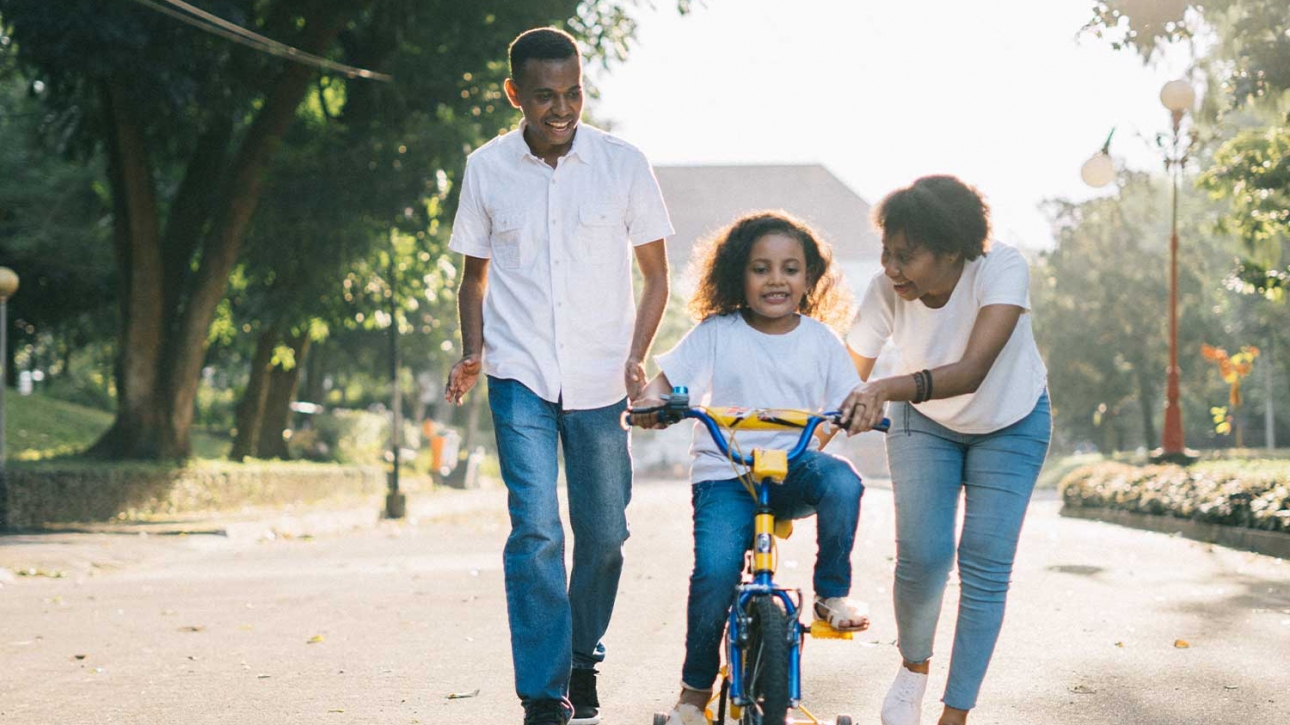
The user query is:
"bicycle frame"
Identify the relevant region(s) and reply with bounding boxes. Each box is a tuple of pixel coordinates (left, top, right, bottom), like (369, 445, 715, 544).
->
(630, 387, 890, 719)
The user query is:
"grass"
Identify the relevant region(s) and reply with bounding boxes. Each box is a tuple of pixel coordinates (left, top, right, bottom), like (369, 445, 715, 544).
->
(4, 392, 231, 461)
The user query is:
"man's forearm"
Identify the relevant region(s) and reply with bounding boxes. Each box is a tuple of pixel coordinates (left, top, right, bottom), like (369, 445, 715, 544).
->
(630, 272, 669, 362)
(457, 257, 488, 358)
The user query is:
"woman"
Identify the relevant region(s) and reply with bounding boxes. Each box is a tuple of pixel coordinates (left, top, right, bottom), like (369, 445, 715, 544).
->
(840, 175, 1051, 725)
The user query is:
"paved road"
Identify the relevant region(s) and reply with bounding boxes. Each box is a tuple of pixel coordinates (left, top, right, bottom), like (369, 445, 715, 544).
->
(1, 480, 1287, 725)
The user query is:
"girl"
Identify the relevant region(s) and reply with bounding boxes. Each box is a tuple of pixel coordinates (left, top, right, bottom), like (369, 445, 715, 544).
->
(631, 211, 872, 725)
(842, 175, 1051, 725)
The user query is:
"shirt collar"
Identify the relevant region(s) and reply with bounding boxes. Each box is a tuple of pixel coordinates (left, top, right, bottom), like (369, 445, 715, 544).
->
(510, 119, 596, 167)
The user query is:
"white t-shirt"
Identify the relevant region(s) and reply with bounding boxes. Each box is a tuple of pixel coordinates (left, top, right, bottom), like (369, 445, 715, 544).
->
(849, 242, 1047, 434)
(448, 123, 674, 409)
(656, 314, 861, 484)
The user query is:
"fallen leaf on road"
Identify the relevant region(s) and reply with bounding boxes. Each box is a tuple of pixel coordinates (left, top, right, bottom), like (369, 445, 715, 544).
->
(257, 674, 271, 679)
(1114, 642, 1124, 648)
(1225, 685, 1239, 690)
(73, 654, 87, 660)
(1069, 685, 1097, 695)
(328, 709, 344, 713)
(308, 635, 325, 644)
(446, 689, 480, 700)
(178, 625, 205, 633)
(1174, 639, 1190, 648)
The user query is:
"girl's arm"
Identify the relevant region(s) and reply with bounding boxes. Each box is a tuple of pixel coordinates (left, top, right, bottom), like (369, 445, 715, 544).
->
(841, 304, 1023, 432)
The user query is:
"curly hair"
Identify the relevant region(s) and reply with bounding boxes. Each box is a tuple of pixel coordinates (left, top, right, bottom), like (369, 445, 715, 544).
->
(688, 211, 854, 333)
(872, 175, 992, 261)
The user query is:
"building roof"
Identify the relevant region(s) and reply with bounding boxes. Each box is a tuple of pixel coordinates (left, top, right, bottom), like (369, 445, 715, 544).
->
(655, 164, 882, 287)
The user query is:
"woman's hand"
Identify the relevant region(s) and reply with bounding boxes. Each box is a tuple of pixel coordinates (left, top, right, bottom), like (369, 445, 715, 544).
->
(840, 381, 889, 435)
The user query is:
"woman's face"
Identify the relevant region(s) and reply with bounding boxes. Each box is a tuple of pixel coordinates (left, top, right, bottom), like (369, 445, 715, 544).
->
(880, 231, 963, 307)
(742, 232, 808, 332)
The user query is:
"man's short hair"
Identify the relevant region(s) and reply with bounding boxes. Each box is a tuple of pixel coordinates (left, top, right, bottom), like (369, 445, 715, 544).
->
(508, 27, 579, 82)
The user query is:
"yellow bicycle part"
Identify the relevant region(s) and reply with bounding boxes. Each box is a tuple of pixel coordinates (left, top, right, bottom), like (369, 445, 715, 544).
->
(706, 407, 816, 431)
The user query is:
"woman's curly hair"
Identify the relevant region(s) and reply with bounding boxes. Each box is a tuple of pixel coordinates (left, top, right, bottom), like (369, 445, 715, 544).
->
(688, 210, 854, 333)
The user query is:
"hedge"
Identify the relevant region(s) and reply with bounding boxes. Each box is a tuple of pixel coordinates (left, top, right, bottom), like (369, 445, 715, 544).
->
(2, 460, 385, 529)
(1060, 461, 1290, 533)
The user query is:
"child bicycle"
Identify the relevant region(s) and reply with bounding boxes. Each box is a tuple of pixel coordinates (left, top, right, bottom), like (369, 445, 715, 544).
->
(627, 387, 889, 725)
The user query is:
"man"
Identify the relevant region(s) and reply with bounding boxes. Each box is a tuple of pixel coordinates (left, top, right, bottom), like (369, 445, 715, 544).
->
(444, 26, 672, 725)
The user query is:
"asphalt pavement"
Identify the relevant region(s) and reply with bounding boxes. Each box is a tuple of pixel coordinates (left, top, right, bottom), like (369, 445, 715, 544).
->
(1, 479, 1287, 725)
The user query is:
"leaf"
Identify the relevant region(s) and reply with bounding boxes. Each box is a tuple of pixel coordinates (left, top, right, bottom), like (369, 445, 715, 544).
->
(446, 689, 481, 700)
(307, 634, 325, 644)
(178, 625, 205, 633)
(1069, 684, 1097, 694)
(1174, 639, 1190, 648)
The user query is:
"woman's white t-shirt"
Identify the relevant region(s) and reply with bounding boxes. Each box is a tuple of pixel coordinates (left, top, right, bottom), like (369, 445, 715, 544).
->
(849, 242, 1047, 434)
(656, 314, 861, 484)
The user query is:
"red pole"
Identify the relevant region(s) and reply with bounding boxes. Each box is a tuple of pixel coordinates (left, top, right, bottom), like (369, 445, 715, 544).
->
(1160, 110, 1186, 456)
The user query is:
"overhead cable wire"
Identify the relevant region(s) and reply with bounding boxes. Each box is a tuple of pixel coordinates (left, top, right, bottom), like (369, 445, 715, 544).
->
(126, 0, 392, 82)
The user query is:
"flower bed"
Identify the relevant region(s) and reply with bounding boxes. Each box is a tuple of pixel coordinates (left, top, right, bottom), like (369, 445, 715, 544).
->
(1059, 460, 1290, 534)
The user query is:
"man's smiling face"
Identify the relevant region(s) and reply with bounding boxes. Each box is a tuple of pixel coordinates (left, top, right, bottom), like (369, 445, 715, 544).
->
(505, 56, 583, 157)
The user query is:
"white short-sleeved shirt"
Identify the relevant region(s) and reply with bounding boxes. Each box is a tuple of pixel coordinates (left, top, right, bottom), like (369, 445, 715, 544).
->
(656, 314, 861, 484)
(849, 242, 1047, 434)
(448, 123, 674, 410)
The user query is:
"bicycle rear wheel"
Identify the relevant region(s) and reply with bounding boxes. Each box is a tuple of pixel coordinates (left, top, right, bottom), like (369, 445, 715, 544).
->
(739, 594, 790, 725)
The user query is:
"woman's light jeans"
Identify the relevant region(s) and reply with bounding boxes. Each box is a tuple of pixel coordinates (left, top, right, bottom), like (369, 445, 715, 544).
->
(885, 391, 1051, 710)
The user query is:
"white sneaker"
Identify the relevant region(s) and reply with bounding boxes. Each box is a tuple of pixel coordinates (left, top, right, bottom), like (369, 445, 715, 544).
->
(880, 666, 928, 725)
(665, 703, 709, 725)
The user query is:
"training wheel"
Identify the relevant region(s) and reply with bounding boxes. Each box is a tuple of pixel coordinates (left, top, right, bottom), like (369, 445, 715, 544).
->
(653, 712, 669, 725)
(835, 716, 853, 725)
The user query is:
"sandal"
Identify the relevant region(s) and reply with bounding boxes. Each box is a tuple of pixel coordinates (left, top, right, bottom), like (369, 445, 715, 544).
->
(664, 703, 709, 725)
(814, 595, 871, 632)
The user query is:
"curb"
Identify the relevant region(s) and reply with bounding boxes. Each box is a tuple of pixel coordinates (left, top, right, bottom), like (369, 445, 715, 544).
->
(1060, 505, 1290, 559)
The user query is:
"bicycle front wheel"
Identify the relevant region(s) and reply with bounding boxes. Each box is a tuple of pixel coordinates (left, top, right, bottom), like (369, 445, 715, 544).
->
(739, 594, 790, 725)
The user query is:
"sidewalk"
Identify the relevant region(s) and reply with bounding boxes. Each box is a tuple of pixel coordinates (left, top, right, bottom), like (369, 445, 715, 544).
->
(0, 483, 503, 582)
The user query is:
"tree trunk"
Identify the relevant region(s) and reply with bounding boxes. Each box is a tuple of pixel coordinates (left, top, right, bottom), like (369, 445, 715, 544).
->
(1135, 365, 1158, 450)
(87, 80, 166, 459)
(88, 8, 351, 460)
(230, 326, 280, 461)
(257, 334, 311, 459)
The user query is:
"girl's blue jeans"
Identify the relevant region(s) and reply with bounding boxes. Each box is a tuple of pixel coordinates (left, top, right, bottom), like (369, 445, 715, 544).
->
(487, 376, 633, 705)
(885, 391, 1051, 710)
(680, 450, 864, 690)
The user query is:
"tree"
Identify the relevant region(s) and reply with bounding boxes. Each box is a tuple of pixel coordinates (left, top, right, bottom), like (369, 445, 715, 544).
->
(1034, 171, 1230, 452)
(0, 1, 667, 459)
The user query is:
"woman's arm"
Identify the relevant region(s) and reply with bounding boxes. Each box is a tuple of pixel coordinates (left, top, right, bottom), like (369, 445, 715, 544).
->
(841, 304, 1023, 432)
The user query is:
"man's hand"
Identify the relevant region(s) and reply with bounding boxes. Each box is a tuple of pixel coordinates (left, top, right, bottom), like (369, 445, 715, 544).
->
(624, 358, 647, 400)
(445, 355, 482, 405)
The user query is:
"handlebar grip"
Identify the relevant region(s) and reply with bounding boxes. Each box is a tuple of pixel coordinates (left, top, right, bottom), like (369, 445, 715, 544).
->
(875, 417, 891, 433)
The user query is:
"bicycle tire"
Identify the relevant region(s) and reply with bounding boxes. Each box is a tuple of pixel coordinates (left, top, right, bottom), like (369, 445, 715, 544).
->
(740, 594, 791, 725)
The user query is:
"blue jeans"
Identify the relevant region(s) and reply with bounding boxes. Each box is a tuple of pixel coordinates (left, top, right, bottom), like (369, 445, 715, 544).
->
(681, 450, 864, 690)
(886, 392, 1051, 710)
(487, 376, 633, 704)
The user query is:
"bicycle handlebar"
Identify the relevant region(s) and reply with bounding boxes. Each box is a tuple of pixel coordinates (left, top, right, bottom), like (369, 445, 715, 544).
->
(624, 388, 889, 467)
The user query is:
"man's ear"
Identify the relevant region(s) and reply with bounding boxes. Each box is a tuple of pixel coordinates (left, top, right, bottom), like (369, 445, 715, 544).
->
(503, 78, 521, 109)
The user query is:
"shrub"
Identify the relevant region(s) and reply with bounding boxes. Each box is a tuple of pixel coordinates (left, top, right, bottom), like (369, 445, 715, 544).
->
(1060, 461, 1290, 533)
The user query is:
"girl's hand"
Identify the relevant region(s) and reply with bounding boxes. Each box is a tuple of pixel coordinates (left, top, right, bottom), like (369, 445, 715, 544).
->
(628, 396, 670, 429)
(840, 382, 888, 435)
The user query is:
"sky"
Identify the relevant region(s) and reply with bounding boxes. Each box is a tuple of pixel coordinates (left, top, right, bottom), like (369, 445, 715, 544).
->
(585, 0, 1198, 251)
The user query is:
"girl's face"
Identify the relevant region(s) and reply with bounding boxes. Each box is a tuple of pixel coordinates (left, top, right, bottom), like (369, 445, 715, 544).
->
(881, 231, 963, 308)
(742, 232, 808, 333)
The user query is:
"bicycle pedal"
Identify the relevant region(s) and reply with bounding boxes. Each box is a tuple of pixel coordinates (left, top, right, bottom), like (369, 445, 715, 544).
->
(808, 620, 854, 639)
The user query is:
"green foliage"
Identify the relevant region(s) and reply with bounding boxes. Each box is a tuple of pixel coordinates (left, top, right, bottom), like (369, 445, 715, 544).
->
(1061, 459, 1290, 532)
(1200, 124, 1290, 257)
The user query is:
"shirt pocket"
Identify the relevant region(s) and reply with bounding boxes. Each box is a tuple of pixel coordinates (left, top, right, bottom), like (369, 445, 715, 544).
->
(576, 201, 626, 264)
(490, 207, 526, 269)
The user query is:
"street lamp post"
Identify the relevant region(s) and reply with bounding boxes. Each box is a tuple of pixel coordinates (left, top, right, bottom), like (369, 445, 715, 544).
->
(1081, 80, 1197, 462)
(0, 266, 19, 529)
(385, 247, 406, 519)
(1157, 79, 1196, 462)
